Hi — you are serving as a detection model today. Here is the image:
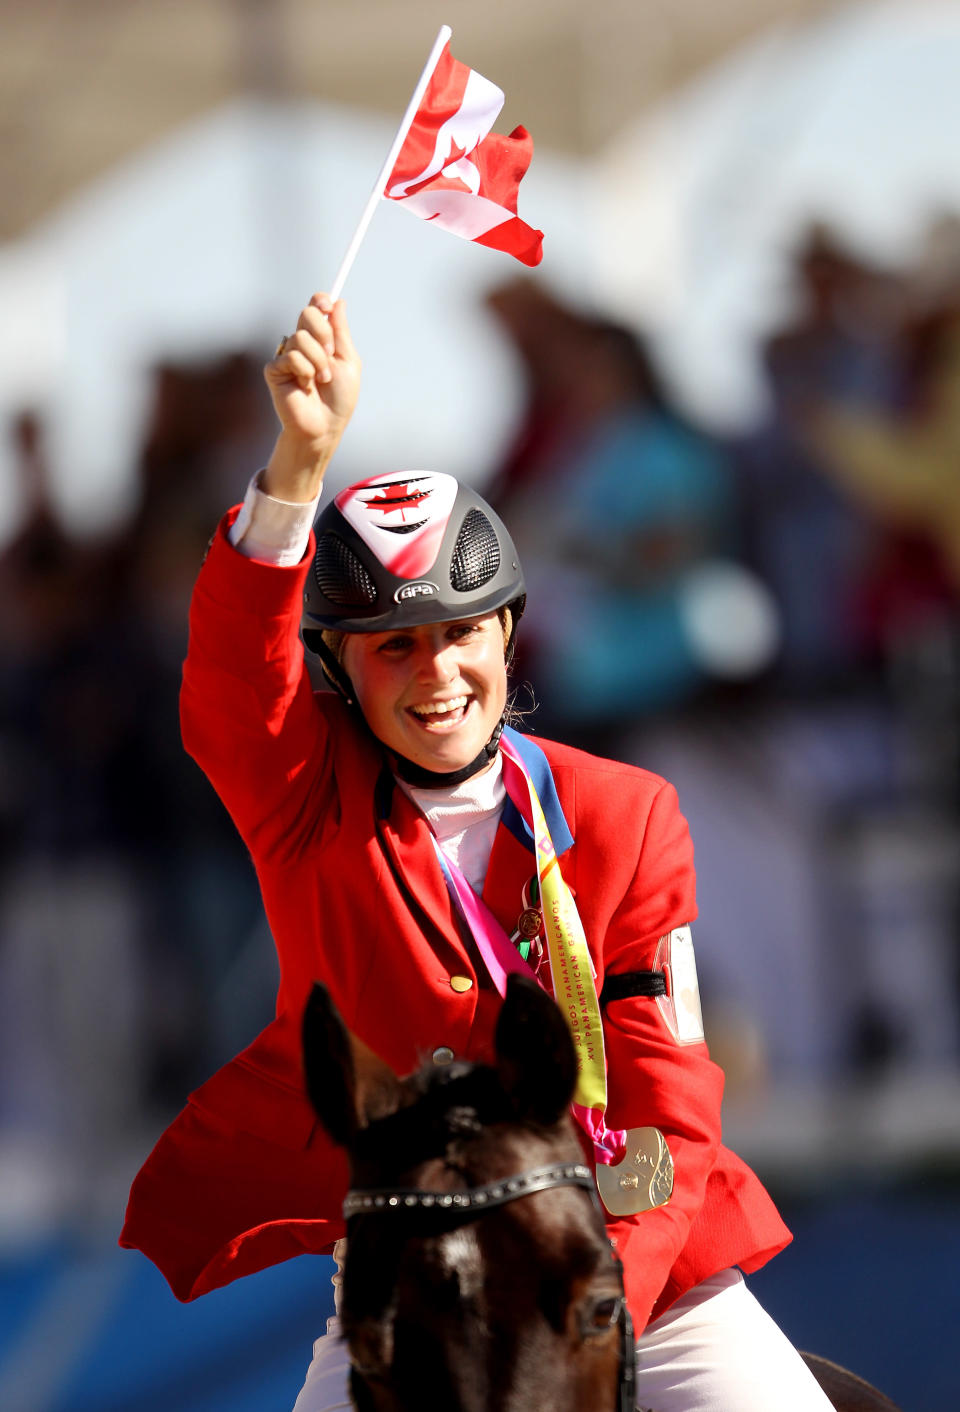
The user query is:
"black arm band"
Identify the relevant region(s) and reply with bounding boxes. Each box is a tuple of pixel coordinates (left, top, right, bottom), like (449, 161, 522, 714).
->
(600, 970, 667, 1006)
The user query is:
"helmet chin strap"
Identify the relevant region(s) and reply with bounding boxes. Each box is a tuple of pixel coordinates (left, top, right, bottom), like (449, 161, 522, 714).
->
(389, 718, 505, 789)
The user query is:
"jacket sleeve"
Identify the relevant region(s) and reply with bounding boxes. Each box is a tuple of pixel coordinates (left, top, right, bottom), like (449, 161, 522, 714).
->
(598, 780, 727, 1329)
(179, 512, 337, 862)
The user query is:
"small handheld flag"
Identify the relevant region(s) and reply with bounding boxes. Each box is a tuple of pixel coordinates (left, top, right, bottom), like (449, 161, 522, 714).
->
(330, 25, 543, 299)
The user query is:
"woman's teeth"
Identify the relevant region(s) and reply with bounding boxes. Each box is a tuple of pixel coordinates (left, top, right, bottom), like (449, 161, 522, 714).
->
(411, 696, 469, 718)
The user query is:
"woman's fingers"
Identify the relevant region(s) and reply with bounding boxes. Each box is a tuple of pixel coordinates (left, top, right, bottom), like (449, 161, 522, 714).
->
(283, 327, 333, 384)
(283, 346, 321, 390)
(299, 294, 358, 369)
(263, 293, 360, 440)
(327, 300, 358, 364)
(298, 297, 336, 358)
(270, 295, 355, 388)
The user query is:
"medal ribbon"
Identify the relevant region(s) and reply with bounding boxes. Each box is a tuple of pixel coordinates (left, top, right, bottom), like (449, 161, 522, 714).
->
(431, 840, 535, 995)
(499, 736, 626, 1166)
(428, 739, 626, 1167)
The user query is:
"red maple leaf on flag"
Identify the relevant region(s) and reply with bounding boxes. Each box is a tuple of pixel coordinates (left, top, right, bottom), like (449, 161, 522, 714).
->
(402, 138, 474, 199)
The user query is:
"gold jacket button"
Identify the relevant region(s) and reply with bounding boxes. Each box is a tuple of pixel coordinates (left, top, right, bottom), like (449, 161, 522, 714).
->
(432, 1046, 455, 1066)
(450, 975, 473, 993)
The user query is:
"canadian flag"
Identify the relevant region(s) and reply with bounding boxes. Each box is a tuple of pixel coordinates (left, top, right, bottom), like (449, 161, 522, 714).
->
(383, 39, 543, 267)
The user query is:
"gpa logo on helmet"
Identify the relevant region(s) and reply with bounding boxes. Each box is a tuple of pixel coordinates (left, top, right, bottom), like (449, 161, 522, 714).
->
(394, 581, 439, 603)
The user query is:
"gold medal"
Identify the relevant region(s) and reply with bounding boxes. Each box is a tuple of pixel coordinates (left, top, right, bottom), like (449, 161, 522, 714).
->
(595, 1127, 674, 1216)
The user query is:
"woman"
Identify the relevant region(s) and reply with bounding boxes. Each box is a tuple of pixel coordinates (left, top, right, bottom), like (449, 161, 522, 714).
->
(121, 294, 832, 1410)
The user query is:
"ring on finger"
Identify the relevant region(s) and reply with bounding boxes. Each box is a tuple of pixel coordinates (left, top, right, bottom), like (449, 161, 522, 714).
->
(274, 334, 292, 358)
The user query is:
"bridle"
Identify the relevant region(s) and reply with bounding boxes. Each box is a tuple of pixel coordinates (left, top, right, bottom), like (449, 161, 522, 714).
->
(343, 1159, 594, 1218)
(343, 1161, 637, 1412)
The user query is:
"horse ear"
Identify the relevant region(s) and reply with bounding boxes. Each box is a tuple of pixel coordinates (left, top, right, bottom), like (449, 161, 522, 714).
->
(494, 974, 577, 1126)
(302, 983, 403, 1147)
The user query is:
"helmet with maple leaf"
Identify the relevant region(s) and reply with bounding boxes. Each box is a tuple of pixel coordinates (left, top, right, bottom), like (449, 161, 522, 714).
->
(301, 471, 526, 651)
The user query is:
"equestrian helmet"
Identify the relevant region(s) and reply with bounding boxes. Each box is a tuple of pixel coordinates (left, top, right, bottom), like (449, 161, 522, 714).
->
(302, 472, 526, 653)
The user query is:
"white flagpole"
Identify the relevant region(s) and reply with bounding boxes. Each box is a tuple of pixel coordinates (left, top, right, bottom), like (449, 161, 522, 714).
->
(329, 24, 452, 300)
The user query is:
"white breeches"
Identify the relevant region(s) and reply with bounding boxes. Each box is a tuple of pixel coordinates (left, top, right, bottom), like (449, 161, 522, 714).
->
(291, 1266, 834, 1412)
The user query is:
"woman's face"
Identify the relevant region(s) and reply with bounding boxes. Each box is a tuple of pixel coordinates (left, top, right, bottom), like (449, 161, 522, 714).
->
(342, 612, 508, 775)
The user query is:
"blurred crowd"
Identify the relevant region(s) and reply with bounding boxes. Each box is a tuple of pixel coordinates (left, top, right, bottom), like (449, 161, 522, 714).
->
(0, 354, 279, 1228)
(1, 218, 958, 1231)
(486, 221, 960, 1092)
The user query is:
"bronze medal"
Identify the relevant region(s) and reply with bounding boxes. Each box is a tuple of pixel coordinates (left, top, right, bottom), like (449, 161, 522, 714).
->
(595, 1127, 674, 1216)
(515, 872, 543, 943)
(517, 907, 542, 940)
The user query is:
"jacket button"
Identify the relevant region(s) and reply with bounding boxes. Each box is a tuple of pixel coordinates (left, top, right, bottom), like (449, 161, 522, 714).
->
(432, 1046, 455, 1066)
(450, 975, 473, 993)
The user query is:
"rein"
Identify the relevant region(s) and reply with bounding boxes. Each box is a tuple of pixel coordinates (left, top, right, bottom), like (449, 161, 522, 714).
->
(343, 1159, 637, 1412)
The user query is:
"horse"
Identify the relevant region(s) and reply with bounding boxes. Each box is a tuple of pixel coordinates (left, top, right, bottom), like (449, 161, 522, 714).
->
(302, 975, 901, 1412)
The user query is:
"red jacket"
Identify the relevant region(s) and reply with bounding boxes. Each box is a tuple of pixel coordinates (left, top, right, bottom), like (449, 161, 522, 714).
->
(120, 514, 790, 1328)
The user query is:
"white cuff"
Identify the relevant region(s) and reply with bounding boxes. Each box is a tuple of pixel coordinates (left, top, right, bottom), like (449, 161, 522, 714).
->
(228, 471, 323, 566)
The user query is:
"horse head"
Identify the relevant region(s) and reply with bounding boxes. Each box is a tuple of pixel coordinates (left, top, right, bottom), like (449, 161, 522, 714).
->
(303, 974, 628, 1412)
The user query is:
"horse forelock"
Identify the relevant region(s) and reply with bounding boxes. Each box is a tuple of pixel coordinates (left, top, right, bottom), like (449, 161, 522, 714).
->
(351, 1062, 516, 1177)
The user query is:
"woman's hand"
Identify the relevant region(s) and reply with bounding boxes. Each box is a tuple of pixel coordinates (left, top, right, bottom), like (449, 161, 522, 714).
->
(262, 293, 362, 501)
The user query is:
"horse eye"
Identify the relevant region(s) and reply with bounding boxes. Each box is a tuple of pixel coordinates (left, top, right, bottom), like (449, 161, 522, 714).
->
(585, 1294, 622, 1334)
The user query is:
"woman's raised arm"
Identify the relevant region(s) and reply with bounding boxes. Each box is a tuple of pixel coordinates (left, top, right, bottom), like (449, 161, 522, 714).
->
(261, 293, 362, 504)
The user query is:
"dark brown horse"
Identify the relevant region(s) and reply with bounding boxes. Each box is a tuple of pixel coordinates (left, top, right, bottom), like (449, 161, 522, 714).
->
(303, 976, 900, 1412)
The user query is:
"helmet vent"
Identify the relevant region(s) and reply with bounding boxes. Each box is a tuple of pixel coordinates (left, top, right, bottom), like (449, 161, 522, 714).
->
(450, 509, 500, 592)
(314, 533, 377, 607)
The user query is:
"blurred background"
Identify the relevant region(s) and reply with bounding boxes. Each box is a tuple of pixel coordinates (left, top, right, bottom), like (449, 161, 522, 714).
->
(1, 0, 959, 1407)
